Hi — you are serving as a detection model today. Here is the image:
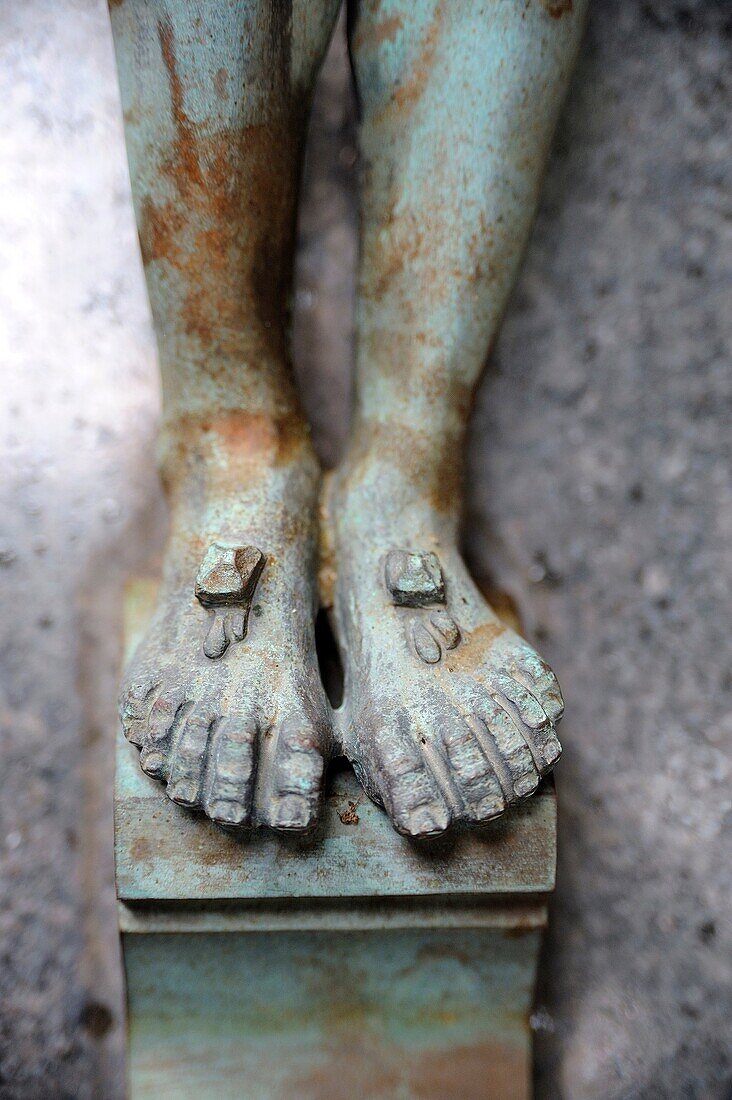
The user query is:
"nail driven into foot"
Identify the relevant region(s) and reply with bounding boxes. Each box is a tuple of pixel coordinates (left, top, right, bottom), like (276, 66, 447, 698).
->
(385, 549, 446, 607)
(385, 549, 463, 666)
(195, 542, 266, 660)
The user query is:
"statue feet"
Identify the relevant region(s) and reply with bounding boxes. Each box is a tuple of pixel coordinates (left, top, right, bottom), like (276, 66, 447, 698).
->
(119, 433, 563, 840)
(119, 451, 333, 832)
(325, 456, 564, 839)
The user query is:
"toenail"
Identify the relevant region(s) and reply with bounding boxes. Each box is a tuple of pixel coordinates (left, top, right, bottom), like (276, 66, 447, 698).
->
(169, 781, 198, 806)
(473, 796, 505, 821)
(545, 740, 562, 767)
(405, 804, 449, 838)
(140, 750, 165, 777)
(514, 774, 539, 799)
(209, 800, 247, 826)
(270, 794, 312, 831)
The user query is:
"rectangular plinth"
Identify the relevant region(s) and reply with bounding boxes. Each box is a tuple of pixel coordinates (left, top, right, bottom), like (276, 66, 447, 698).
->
(116, 740, 555, 904)
(116, 582, 556, 1099)
(122, 925, 542, 1100)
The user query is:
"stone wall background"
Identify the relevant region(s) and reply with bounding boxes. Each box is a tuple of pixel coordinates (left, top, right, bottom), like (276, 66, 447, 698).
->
(0, 1, 729, 1097)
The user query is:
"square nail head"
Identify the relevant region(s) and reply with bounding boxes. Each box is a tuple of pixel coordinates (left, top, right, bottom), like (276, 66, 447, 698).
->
(385, 549, 445, 607)
(195, 543, 265, 608)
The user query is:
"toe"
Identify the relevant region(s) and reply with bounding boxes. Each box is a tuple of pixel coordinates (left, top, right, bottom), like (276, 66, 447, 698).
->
(511, 650, 565, 724)
(145, 687, 190, 746)
(264, 719, 325, 833)
(138, 687, 190, 780)
(492, 674, 561, 775)
(166, 705, 216, 807)
(203, 716, 258, 827)
(373, 721, 452, 839)
(120, 680, 159, 747)
(442, 721, 506, 823)
(478, 702, 540, 800)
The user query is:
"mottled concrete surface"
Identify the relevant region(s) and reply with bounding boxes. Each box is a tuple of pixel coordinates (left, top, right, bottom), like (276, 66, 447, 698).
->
(0, 2, 729, 1098)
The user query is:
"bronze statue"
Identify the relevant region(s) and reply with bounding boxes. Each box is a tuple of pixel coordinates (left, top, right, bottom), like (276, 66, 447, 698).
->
(112, 0, 586, 838)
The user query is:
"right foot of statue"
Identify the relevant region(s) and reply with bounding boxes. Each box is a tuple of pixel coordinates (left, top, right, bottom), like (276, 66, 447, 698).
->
(119, 420, 333, 833)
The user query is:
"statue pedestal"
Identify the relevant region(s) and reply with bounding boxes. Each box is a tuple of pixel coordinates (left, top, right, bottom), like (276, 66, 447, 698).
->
(116, 582, 556, 1100)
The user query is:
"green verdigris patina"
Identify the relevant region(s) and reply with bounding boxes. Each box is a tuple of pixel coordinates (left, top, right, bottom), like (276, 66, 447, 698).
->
(110, 0, 586, 839)
(117, 579, 557, 1098)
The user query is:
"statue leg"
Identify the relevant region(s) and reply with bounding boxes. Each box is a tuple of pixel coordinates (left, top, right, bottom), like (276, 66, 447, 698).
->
(111, 0, 340, 831)
(327, 0, 586, 836)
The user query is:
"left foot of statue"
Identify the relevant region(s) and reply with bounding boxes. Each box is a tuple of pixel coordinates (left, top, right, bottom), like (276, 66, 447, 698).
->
(324, 449, 564, 840)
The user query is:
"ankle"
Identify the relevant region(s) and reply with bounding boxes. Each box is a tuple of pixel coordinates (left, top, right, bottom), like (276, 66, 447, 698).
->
(159, 408, 318, 494)
(338, 420, 465, 518)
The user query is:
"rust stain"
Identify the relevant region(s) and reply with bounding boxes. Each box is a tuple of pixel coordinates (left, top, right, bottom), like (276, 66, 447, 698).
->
(503, 924, 536, 939)
(391, 3, 443, 113)
(213, 66, 229, 101)
(339, 799, 360, 825)
(478, 585, 523, 634)
(445, 620, 508, 674)
(349, 420, 466, 515)
(353, 14, 403, 50)
(540, 0, 573, 17)
(138, 18, 301, 360)
(122, 105, 141, 128)
(139, 195, 183, 266)
(130, 836, 151, 862)
(158, 17, 204, 188)
(359, 125, 508, 374)
(284, 1035, 527, 1100)
(159, 410, 311, 507)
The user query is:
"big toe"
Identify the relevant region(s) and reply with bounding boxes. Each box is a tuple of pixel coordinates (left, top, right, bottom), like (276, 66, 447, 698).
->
(262, 717, 326, 833)
(166, 702, 217, 808)
(203, 713, 258, 827)
(370, 718, 452, 840)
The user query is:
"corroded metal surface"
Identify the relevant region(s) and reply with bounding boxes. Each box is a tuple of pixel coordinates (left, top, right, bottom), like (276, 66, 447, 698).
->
(123, 927, 541, 1099)
(4, 2, 731, 1095)
(110, 0, 585, 842)
(118, 586, 553, 1095)
(325, 0, 585, 837)
(194, 541, 265, 658)
(115, 724, 556, 901)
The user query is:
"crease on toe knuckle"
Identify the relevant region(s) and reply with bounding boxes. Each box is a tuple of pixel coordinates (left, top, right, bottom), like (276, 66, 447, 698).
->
(445, 734, 489, 787)
(454, 756, 505, 820)
(395, 770, 439, 809)
(496, 682, 549, 731)
(279, 749, 323, 793)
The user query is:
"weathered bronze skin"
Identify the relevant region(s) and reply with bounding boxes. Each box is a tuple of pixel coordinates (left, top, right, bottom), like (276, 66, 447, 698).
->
(111, 0, 586, 837)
